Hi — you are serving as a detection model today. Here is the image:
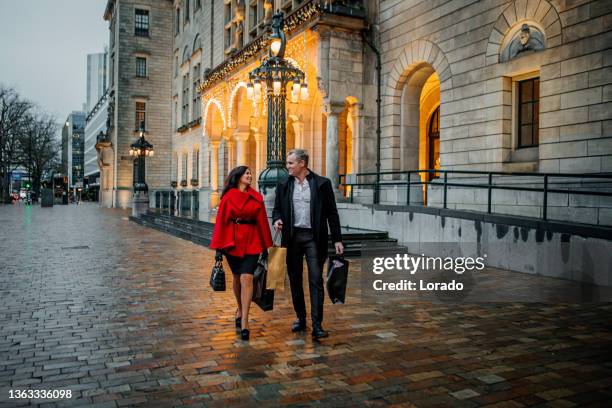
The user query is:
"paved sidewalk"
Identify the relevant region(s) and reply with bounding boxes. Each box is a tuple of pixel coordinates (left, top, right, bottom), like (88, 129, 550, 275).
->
(0, 204, 611, 407)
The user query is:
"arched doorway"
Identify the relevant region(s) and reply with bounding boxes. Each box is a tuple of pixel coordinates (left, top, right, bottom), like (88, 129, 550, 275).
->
(231, 86, 258, 180)
(204, 101, 225, 207)
(398, 64, 440, 205)
(339, 97, 358, 197)
(427, 106, 440, 180)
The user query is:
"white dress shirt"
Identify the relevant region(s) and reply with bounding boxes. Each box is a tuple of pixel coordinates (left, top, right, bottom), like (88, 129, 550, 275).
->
(292, 176, 311, 228)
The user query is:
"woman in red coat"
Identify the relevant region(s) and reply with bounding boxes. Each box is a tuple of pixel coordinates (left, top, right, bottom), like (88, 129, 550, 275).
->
(210, 165, 273, 340)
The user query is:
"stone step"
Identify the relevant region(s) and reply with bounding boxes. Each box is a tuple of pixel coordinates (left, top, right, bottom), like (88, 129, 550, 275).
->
(133, 211, 407, 257)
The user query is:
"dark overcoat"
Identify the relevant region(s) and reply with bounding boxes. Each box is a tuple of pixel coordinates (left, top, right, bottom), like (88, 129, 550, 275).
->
(272, 170, 342, 266)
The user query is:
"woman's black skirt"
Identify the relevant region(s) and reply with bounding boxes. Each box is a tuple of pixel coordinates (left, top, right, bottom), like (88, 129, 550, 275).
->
(225, 253, 260, 275)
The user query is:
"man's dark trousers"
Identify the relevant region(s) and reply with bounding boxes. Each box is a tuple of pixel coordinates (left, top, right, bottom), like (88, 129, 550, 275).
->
(287, 227, 324, 324)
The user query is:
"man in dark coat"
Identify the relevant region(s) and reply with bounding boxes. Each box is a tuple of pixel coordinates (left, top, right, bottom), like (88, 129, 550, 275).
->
(273, 148, 343, 339)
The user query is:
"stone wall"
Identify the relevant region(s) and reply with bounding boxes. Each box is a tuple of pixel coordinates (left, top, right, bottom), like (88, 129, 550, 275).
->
(378, 0, 612, 174)
(338, 202, 612, 286)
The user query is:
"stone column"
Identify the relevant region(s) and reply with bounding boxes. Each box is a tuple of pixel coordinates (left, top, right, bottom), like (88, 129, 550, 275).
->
(325, 105, 342, 191)
(234, 131, 249, 166)
(253, 130, 264, 189)
(210, 140, 220, 208)
(226, 139, 235, 172)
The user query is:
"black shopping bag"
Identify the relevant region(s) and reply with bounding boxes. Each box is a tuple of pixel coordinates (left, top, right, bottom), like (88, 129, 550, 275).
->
(253, 255, 274, 311)
(326, 256, 349, 304)
(210, 259, 226, 291)
(254, 289, 275, 311)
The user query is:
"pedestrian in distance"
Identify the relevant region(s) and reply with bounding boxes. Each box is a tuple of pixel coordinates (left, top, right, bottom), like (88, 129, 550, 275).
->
(210, 166, 273, 341)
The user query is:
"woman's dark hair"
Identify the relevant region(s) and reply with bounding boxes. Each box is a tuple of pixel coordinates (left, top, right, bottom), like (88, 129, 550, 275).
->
(221, 165, 250, 198)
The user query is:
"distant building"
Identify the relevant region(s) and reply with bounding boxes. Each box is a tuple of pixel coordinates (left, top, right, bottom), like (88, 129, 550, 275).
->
(86, 51, 108, 114)
(62, 111, 86, 198)
(101, 0, 173, 208)
(85, 50, 109, 202)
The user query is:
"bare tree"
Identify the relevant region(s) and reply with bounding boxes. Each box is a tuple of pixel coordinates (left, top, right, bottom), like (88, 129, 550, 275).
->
(0, 86, 31, 203)
(18, 112, 60, 199)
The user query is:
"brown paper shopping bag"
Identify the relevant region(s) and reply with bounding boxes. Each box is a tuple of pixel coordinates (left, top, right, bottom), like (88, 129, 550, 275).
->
(266, 230, 286, 290)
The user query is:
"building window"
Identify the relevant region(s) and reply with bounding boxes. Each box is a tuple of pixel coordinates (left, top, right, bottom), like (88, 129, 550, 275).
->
(134, 9, 149, 37)
(182, 74, 190, 126)
(174, 55, 178, 77)
(195, 0, 201, 11)
(135, 102, 146, 131)
(109, 53, 115, 87)
(136, 57, 147, 77)
(172, 153, 178, 182)
(184, 0, 190, 25)
(193, 148, 199, 181)
(175, 8, 180, 35)
(249, 0, 266, 40)
(192, 64, 201, 120)
(173, 101, 177, 129)
(224, 1, 232, 51)
(182, 152, 188, 181)
(517, 78, 539, 148)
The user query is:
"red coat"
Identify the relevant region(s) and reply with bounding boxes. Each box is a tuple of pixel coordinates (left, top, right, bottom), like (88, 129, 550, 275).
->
(209, 187, 273, 257)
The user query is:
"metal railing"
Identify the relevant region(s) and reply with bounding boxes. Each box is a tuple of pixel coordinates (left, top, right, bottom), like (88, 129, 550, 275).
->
(339, 170, 612, 223)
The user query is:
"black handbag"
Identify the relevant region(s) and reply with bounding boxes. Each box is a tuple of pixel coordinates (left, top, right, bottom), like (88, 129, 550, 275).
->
(210, 258, 226, 291)
(326, 255, 349, 304)
(253, 254, 274, 311)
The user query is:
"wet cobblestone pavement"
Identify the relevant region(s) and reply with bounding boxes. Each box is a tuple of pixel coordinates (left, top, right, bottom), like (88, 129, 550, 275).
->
(1, 204, 612, 407)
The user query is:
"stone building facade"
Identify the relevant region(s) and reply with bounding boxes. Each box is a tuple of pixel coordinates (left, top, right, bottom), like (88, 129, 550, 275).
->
(164, 0, 375, 219)
(373, 0, 612, 224)
(113, 0, 611, 225)
(100, 0, 173, 209)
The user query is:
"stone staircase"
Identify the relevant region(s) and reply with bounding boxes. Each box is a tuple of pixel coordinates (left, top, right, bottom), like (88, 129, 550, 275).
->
(130, 211, 406, 257)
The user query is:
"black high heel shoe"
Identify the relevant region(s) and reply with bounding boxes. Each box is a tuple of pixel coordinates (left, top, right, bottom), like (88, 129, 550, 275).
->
(241, 329, 250, 340)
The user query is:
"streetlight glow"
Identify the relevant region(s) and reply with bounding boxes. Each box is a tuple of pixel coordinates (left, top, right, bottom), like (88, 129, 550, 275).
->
(270, 38, 282, 57)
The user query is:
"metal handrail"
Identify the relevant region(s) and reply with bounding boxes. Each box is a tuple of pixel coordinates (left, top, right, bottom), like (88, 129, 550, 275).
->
(338, 169, 612, 222)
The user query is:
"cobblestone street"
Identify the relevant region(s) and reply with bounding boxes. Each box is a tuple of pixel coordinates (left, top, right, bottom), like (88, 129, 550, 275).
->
(1, 204, 612, 407)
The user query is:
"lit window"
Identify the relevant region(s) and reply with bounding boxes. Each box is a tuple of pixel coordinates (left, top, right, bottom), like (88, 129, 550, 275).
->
(135, 102, 146, 131)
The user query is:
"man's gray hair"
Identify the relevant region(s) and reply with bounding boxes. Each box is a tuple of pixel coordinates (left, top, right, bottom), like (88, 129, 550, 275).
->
(288, 148, 309, 166)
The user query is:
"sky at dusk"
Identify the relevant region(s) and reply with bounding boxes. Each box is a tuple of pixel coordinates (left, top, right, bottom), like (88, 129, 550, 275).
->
(0, 0, 109, 123)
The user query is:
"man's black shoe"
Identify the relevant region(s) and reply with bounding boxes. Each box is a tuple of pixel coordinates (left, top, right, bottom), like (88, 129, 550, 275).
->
(291, 319, 307, 332)
(312, 324, 329, 339)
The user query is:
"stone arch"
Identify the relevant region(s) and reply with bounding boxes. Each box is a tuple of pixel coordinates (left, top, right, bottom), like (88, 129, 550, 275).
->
(182, 45, 190, 64)
(193, 34, 201, 54)
(228, 82, 250, 130)
(485, 0, 561, 64)
(383, 39, 452, 172)
(202, 98, 226, 133)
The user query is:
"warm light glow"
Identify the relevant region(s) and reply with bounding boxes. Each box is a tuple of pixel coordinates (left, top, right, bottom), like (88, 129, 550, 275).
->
(254, 81, 262, 99)
(300, 83, 309, 100)
(291, 90, 298, 104)
(273, 80, 281, 96)
(149, 149, 154, 157)
(246, 82, 254, 100)
(292, 82, 300, 94)
(270, 38, 282, 56)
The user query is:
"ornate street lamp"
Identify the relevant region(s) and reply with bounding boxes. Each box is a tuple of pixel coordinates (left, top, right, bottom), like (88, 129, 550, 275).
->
(247, 12, 308, 195)
(130, 121, 154, 216)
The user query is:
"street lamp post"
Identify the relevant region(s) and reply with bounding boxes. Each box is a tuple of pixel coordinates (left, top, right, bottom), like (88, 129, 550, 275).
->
(247, 12, 308, 201)
(129, 121, 154, 216)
